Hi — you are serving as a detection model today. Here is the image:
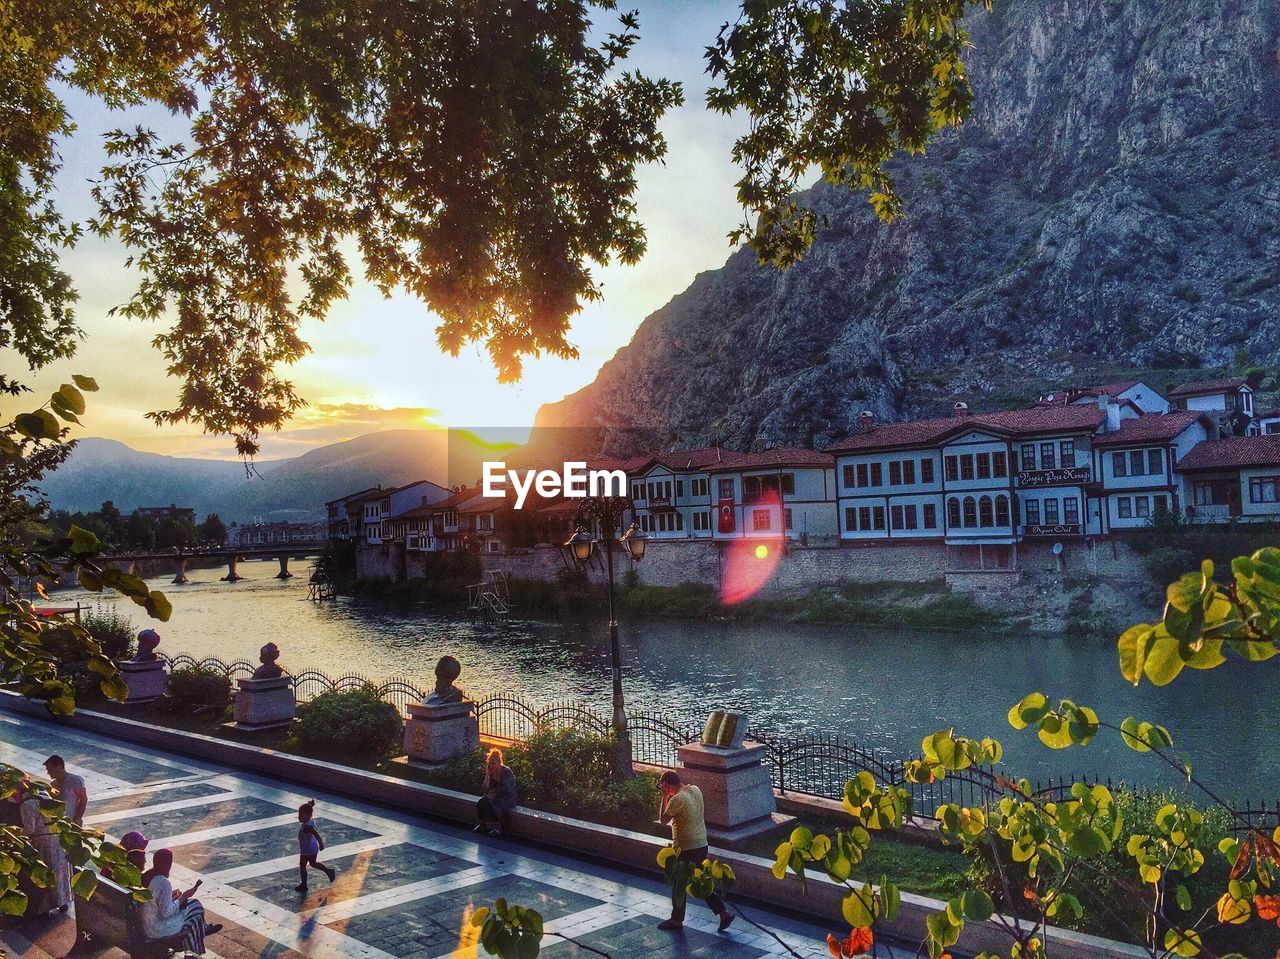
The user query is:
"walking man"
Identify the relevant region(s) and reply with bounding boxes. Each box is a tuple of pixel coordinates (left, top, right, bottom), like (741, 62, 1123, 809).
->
(44, 755, 87, 825)
(657, 771, 733, 933)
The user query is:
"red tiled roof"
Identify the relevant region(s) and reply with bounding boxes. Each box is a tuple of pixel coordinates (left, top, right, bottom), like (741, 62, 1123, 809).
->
(396, 486, 480, 517)
(1092, 411, 1209, 447)
(325, 486, 379, 507)
(827, 405, 1105, 453)
(651, 447, 727, 471)
(1168, 377, 1248, 398)
(1177, 436, 1280, 471)
(705, 447, 834, 472)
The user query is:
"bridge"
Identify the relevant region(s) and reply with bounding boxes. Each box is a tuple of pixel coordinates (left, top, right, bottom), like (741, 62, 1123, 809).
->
(98, 542, 327, 584)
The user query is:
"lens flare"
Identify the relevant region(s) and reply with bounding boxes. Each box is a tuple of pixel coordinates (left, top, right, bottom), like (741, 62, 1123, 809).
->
(755, 544, 769, 559)
(720, 491, 784, 604)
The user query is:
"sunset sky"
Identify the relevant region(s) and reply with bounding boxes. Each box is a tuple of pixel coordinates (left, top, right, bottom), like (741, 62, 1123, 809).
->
(11, 1, 753, 460)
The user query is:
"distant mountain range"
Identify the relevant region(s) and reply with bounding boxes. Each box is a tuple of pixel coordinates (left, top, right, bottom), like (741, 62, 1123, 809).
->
(38, 430, 473, 523)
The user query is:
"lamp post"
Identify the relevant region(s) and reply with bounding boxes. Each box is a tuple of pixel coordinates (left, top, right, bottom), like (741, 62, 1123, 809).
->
(564, 497, 645, 773)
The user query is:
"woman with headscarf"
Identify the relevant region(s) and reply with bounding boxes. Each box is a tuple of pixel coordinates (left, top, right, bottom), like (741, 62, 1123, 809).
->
(137, 849, 222, 954)
(476, 748, 517, 837)
(11, 785, 71, 916)
(102, 831, 148, 881)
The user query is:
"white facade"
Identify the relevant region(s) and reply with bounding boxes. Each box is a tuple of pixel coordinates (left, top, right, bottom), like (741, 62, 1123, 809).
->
(630, 462, 715, 540)
(706, 461, 837, 541)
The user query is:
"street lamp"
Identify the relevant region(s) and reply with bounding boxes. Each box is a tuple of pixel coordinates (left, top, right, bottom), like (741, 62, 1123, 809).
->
(563, 497, 644, 772)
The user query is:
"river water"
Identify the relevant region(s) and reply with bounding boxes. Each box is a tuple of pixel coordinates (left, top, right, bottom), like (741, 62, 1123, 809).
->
(55, 560, 1276, 801)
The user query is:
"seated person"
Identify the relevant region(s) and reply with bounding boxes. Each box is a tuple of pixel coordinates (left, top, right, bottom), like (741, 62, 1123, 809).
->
(103, 831, 148, 881)
(137, 849, 223, 954)
(475, 748, 517, 837)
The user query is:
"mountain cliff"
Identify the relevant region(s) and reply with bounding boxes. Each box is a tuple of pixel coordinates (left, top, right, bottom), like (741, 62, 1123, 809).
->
(535, 0, 1280, 452)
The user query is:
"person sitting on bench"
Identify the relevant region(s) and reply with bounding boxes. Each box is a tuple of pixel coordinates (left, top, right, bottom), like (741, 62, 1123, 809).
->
(137, 849, 222, 954)
(476, 748, 517, 837)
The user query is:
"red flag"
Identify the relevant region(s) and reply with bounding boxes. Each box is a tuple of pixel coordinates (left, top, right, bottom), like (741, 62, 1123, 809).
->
(718, 498, 736, 534)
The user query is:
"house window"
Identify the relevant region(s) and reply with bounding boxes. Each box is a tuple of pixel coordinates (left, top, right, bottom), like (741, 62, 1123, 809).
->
(1147, 449, 1162, 475)
(870, 463, 883, 486)
(872, 506, 885, 531)
(923, 503, 937, 529)
(1040, 443, 1056, 470)
(842, 465, 856, 489)
(1243, 390, 1254, 415)
(945, 456, 959, 482)
(960, 455, 975, 480)
(978, 496, 994, 527)
(676, 480, 684, 498)
(844, 507, 857, 531)
(859, 507, 872, 530)
(1024, 499, 1041, 526)
(856, 463, 869, 487)
(891, 505, 905, 530)
(1112, 451, 1128, 478)
(1250, 477, 1280, 503)
(718, 478, 734, 499)
(675, 511, 685, 531)
(752, 509, 772, 532)
(1117, 497, 1133, 519)
(1021, 445, 1036, 471)
(1129, 450, 1145, 476)
(1153, 494, 1168, 513)
(995, 495, 1010, 527)
(1044, 498, 1060, 524)
(1060, 440, 1074, 467)
(977, 453, 991, 479)
(921, 459, 934, 483)
(632, 482, 643, 499)
(784, 508, 793, 530)
(1064, 498, 1080, 526)
(993, 452, 1007, 478)
(889, 461, 902, 485)
(781, 474, 796, 495)
(904, 504, 918, 530)
(962, 496, 977, 527)
(947, 498, 961, 528)
(903, 460, 916, 485)
(694, 511, 710, 531)
(692, 478, 708, 497)
(1193, 482, 1214, 506)
(1136, 496, 1151, 518)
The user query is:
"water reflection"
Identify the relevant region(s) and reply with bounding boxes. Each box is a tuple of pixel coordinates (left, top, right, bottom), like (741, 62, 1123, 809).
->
(57, 560, 1274, 801)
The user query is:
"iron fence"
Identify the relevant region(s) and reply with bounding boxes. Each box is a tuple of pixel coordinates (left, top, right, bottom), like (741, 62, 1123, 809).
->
(159, 653, 1272, 821)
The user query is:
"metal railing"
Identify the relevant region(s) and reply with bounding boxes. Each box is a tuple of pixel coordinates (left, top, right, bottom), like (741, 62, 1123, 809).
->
(159, 654, 1268, 820)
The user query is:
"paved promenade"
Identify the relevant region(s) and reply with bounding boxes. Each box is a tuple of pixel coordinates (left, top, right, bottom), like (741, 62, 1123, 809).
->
(0, 713, 913, 959)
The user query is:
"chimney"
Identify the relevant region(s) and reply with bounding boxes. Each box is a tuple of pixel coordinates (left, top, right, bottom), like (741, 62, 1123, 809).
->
(954, 402, 970, 417)
(859, 410, 875, 433)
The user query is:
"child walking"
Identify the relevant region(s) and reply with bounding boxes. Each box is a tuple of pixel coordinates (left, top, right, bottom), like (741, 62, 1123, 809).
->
(296, 800, 336, 892)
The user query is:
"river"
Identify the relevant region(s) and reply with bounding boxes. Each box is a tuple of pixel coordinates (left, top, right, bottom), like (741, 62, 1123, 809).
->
(54, 560, 1276, 802)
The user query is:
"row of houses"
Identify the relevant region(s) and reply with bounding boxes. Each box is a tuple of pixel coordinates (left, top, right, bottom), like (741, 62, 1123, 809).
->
(327, 377, 1280, 567)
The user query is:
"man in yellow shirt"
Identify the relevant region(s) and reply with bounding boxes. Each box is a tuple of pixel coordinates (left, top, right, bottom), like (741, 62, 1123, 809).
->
(657, 771, 734, 933)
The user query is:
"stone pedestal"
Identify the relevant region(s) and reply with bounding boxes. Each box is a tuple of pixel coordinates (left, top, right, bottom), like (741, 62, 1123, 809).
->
(118, 659, 167, 704)
(676, 741, 791, 847)
(403, 699, 479, 766)
(231, 677, 295, 730)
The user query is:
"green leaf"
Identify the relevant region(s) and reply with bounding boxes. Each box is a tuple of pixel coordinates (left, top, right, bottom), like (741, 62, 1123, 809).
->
(144, 591, 172, 622)
(71, 870, 98, 899)
(1143, 633, 1186, 687)
(1175, 884, 1192, 912)
(72, 375, 99, 392)
(77, 567, 103, 592)
(0, 890, 28, 916)
(1164, 927, 1201, 957)
(841, 889, 873, 927)
(57, 384, 86, 415)
(1118, 625, 1151, 685)
(14, 410, 60, 440)
(68, 525, 100, 556)
(1007, 692, 1047, 730)
(960, 889, 993, 922)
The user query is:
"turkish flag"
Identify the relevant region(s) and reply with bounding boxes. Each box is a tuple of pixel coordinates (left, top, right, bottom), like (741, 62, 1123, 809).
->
(717, 498, 736, 534)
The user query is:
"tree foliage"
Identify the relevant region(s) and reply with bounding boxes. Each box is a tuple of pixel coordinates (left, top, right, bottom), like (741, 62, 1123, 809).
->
(706, 0, 989, 267)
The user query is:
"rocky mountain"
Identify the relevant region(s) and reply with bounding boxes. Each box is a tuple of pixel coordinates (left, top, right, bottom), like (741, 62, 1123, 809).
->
(39, 431, 466, 523)
(535, 0, 1280, 452)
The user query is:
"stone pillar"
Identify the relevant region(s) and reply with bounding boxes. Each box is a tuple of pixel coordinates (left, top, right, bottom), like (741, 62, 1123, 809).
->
(403, 699, 479, 766)
(231, 677, 294, 730)
(222, 555, 243, 582)
(275, 555, 293, 579)
(171, 557, 189, 585)
(118, 659, 168, 704)
(675, 715, 788, 847)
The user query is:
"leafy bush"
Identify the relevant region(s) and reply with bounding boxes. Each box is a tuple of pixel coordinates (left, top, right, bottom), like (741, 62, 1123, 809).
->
(426, 728, 660, 831)
(82, 605, 134, 659)
(292, 685, 404, 761)
(166, 666, 232, 714)
(1127, 510, 1280, 585)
